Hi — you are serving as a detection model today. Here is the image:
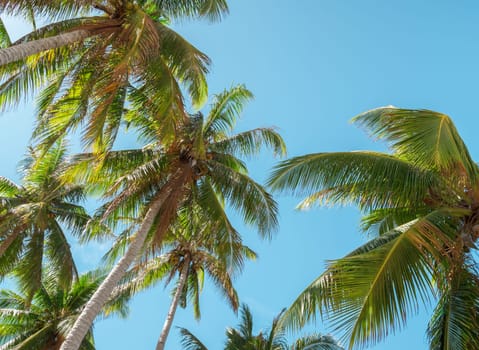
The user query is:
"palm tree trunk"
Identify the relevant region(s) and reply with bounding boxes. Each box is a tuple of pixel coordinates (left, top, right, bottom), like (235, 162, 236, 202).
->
(60, 168, 190, 350)
(0, 29, 91, 66)
(156, 256, 191, 350)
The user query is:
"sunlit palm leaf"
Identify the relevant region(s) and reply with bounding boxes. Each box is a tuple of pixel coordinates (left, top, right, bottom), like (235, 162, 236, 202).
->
(282, 210, 463, 348)
(352, 107, 479, 182)
(204, 84, 253, 136)
(269, 151, 442, 211)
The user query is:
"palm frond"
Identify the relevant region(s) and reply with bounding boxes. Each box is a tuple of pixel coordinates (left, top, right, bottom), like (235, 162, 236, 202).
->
(178, 327, 209, 350)
(269, 151, 442, 211)
(208, 161, 279, 238)
(0, 19, 11, 48)
(211, 127, 286, 159)
(281, 209, 462, 349)
(151, 0, 229, 22)
(353, 107, 479, 182)
(427, 261, 479, 350)
(0, 177, 19, 197)
(204, 84, 253, 136)
(156, 22, 209, 108)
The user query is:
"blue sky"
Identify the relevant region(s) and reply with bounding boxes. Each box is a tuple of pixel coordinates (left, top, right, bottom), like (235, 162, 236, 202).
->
(2, 1, 479, 349)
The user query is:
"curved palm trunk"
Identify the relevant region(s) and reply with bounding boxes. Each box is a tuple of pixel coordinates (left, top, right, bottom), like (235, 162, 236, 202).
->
(156, 256, 191, 350)
(0, 29, 91, 66)
(60, 168, 190, 350)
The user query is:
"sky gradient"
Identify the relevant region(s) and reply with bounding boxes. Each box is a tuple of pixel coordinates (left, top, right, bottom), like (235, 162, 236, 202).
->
(2, 1, 479, 349)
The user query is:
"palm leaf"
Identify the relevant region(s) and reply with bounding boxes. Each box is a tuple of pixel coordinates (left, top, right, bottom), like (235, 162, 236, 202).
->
(203, 84, 253, 136)
(0, 19, 11, 48)
(352, 107, 479, 182)
(211, 128, 286, 159)
(281, 210, 463, 348)
(178, 327, 209, 350)
(269, 151, 442, 211)
(427, 261, 479, 350)
(208, 161, 278, 238)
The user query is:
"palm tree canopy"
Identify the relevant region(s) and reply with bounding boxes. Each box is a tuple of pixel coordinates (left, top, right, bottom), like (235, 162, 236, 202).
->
(0, 268, 128, 350)
(0, 0, 230, 153)
(71, 84, 286, 245)
(0, 142, 89, 298)
(113, 204, 258, 319)
(224, 305, 288, 350)
(179, 304, 344, 350)
(268, 107, 479, 349)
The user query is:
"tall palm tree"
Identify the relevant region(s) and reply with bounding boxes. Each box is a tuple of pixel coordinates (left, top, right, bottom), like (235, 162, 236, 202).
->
(0, 142, 89, 298)
(0, 268, 128, 350)
(61, 85, 286, 350)
(114, 204, 257, 350)
(179, 304, 344, 350)
(269, 107, 479, 349)
(0, 0, 229, 152)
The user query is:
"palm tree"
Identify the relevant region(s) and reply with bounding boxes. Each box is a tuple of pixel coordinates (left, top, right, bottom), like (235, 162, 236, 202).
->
(179, 304, 344, 350)
(60, 84, 286, 350)
(0, 142, 89, 298)
(0, 0, 229, 152)
(268, 107, 479, 349)
(224, 305, 287, 350)
(0, 268, 128, 350)
(113, 204, 257, 350)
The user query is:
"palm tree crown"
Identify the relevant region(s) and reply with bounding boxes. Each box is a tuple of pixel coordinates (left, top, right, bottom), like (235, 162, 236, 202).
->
(179, 304, 344, 350)
(0, 268, 127, 350)
(0, 142, 89, 298)
(0, 0, 229, 152)
(269, 107, 479, 349)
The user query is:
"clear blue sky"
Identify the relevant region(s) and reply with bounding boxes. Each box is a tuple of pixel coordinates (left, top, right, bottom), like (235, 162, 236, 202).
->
(2, 1, 479, 349)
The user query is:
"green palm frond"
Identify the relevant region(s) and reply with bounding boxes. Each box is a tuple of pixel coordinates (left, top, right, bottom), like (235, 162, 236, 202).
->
(359, 206, 431, 236)
(151, 0, 229, 22)
(0, 19, 12, 49)
(352, 107, 479, 182)
(226, 304, 255, 346)
(211, 128, 286, 159)
(199, 252, 238, 312)
(269, 151, 443, 211)
(427, 261, 479, 350)
(179, 327, 209, 350)
(282, 209, 463, 348)
(194, 180, 257, 276)
(204, 84, 253, 136)
(45, 220, 79, 287)
(0, 177, 19, 196)
(208, 161, 279, 238)
(156, 22, 210, 108)
(0, 1, 94, 20)
(14, 229, 45, 299)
